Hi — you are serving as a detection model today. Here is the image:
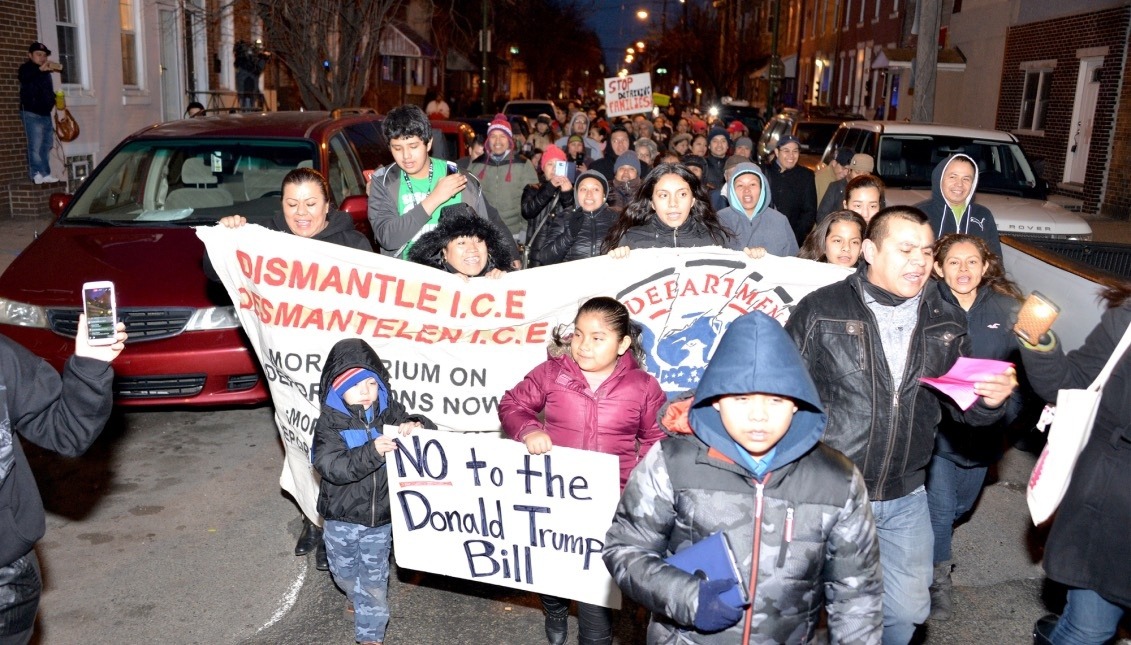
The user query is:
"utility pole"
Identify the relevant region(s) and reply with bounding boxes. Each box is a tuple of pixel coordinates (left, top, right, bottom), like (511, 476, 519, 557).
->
(766, 0, 783, 121)
(912, 0, 941, 123)
(480, 0, 490, 115)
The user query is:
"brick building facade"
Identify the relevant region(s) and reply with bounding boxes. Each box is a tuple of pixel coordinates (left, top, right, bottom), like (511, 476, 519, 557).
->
(0, 0, 57, 215)
(997, 5, 1131, 218)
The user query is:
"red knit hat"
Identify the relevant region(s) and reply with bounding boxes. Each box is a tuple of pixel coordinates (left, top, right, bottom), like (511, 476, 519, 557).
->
(540, 144, 566, 171)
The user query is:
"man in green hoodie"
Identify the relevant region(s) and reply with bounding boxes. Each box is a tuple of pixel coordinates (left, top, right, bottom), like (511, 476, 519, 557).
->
(604, 311, 882, 643)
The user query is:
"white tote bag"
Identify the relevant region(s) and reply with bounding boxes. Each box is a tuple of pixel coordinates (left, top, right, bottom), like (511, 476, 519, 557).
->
(1026, 323, 1131, 525)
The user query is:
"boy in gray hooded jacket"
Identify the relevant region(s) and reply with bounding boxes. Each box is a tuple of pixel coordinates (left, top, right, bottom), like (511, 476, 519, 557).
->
(604, 312, 882, 644)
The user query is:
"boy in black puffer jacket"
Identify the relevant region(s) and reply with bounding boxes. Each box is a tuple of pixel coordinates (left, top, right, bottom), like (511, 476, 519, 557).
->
(312, 339, 434, 645)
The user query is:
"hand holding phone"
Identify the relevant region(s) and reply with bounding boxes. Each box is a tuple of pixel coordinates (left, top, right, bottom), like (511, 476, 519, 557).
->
(1014, 291, 1059, 344)
(82, 281, 119, 346)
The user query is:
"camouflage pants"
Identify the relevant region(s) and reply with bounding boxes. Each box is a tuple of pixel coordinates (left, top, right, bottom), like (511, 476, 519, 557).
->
(324, 521, 392, 643)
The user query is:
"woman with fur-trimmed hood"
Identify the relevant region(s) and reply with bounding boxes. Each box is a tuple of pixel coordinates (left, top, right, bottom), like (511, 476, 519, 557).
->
(406, 203, 517, 279)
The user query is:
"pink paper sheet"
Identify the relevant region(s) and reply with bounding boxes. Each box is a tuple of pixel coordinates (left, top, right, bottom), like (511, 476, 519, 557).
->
(919, 357, 1014, 410)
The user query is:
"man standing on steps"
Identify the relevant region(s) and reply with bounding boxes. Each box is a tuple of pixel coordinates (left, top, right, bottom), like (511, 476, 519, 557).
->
(18, 42, 61, 185)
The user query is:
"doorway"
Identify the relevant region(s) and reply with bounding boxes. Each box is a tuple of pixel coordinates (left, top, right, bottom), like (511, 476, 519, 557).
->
(1064, 57, 1102, 185)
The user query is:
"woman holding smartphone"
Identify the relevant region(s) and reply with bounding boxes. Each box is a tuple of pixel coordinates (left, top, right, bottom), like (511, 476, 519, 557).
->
(925, 233, 1025, 620)
(520, 145, 573, 267)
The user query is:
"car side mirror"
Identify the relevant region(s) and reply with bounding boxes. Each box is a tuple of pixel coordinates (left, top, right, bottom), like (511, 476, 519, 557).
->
(49, 192, 72, 217)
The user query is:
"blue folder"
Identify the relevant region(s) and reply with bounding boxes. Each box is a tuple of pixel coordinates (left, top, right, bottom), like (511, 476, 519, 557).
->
(665, 531, 749, 607)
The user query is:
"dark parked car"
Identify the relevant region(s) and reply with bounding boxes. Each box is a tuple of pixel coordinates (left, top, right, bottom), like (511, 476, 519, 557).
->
(0, 110, 392, 406)
(757, 108, 861, 168)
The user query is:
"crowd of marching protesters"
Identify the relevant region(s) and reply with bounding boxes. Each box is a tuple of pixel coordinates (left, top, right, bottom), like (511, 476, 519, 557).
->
(252, 101, 1126, 645)
(8, 98, 1124, 645)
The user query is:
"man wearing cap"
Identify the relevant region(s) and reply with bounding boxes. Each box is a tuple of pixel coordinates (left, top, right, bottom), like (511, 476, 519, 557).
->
(18, 42, 61, 184)
(726, 119, 748, 142)
(608, 151, 642, 212)
(468, 114, 539, 239)
(764, 134, 817, 247)
(847, 153, 874, 179)
(732, 137, 754, 159)
(704, 126, 730, 192)
(816, 146, 855, 203)
(817, 151, 873, 218)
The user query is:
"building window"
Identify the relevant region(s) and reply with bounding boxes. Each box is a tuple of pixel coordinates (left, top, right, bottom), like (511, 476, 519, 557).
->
(119, 0, 138, 86)
(859, 0, 866, 24)
(844, 0, 852, 29)
(1019, 69, 1052, 131)
(56, 0, 82, 85)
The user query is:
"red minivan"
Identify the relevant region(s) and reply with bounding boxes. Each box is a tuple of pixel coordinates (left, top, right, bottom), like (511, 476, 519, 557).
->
(0, 110, 391, 406)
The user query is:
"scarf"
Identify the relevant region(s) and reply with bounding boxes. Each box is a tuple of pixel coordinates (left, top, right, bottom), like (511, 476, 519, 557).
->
(861, 275, 911, 306)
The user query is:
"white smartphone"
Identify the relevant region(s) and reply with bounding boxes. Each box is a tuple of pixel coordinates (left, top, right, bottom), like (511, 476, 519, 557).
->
(82, 281, 118, 346)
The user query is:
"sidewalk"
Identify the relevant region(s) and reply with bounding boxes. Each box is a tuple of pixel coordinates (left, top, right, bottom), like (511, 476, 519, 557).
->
(0, 213, 53, 274)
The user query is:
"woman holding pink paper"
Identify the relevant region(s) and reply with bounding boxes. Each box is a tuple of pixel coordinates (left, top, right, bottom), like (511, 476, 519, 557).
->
(925, 234, 1025, 620)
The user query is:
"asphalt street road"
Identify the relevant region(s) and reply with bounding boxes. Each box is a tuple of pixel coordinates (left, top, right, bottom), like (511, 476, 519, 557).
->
(17, 406, 1098, 644)
(6, 213, 1131, 643)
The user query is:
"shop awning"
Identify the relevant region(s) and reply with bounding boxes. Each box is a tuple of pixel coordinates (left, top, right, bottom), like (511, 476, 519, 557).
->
(872, 47, 967, 71)
(380, 22, 437, 59)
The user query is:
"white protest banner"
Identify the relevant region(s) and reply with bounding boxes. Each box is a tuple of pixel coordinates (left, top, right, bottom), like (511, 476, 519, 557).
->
(604, 73, 653, 117)
(386, 428, 622, 607)
(197, 224, 849, 521)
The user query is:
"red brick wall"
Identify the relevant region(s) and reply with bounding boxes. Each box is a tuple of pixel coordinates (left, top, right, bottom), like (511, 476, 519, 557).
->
(1106, 27, 1131, 220)
(0, 0, 41, 201)
(997, 6, 1130, 218)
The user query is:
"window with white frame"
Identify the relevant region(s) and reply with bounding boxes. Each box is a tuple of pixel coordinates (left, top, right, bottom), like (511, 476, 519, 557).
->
(56, 0, 82, 85)
(120, 0, 139, 86)
(844, 0, 852, 28)
(1019, 68, 1052, 131)
(859, 0, 866, 24)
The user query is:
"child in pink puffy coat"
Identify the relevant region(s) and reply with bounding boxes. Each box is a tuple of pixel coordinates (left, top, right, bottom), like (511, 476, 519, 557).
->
(499, 295, 665, 645)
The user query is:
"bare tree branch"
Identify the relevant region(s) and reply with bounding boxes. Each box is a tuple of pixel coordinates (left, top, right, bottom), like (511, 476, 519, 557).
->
(254, 0, 403, 110)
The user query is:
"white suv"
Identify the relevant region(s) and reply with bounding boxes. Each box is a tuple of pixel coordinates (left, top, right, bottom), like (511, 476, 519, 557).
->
(821, 122, 1092, 240)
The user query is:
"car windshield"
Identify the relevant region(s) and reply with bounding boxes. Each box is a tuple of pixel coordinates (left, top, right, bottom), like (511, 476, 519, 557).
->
(63, 138, 318, 224)
(876, 135, 1040, 197)
(504, 103, 554, 120)
(794, 122, 839, 154)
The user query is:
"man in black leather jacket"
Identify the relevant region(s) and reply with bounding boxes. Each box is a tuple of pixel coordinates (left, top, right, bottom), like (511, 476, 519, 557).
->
(785, 206, 1016, 645)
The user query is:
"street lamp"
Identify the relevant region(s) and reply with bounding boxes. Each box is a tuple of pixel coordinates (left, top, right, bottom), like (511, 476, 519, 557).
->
(636, 9, 649, 20)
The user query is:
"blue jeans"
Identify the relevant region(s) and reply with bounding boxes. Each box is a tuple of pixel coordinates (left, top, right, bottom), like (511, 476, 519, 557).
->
(1050, 588, 1126, 645)
(20, 111, 53, 180)
(324, 521, 393, 643)
(925, 454, 987, 564)
(871, 485, 933, 645)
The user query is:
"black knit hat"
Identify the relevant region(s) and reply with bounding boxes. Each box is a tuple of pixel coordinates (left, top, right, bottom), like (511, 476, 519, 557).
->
(407, 204, 515, 276)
